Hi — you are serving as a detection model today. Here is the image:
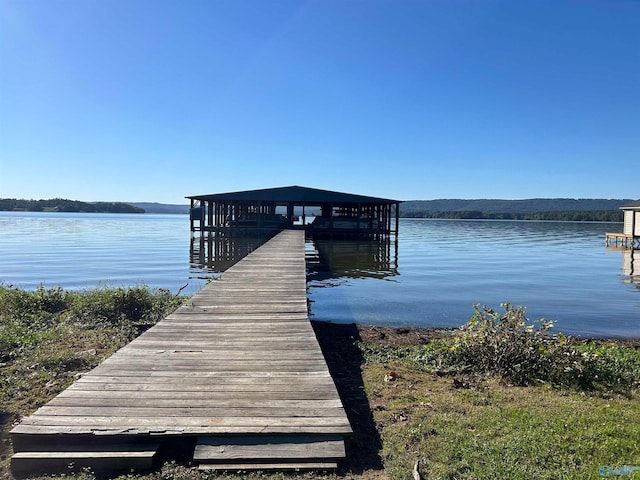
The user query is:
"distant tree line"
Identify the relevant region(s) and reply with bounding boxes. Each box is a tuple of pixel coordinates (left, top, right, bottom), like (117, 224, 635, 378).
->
(128, 202, 190, 214)
(401, 210, 623, 222)
(401, 198, 632, 215)
(0, 198, 145, 213)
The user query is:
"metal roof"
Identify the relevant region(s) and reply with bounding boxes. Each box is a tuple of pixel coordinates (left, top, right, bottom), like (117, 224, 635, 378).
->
(187, 185, 399, 205)
(621, 200, 640, 209)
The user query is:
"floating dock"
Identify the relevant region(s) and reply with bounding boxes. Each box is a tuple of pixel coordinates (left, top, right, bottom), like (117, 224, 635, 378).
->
(11, 230, 351, 474)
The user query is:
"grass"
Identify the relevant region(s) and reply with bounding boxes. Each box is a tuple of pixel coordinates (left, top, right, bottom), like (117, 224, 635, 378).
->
(0, 283, 185, 477)
(363, 361, 640, 479)
(1, 289, 639, 480)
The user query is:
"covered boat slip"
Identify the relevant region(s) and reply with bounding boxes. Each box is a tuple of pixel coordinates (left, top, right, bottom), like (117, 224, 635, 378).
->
(11, 230, 352, 474)
(188, 185, 400, 238)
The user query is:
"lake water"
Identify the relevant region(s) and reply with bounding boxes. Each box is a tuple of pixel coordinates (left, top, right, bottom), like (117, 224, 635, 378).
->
(1, 212, 638, 338)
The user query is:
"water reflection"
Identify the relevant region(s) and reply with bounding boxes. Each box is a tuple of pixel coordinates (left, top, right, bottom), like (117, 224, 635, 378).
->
(189, 233, 273, 276)
(622, 249, 640, 283)
(606, 242, 640, 285)
(189, 232, 399, 284)
(306, 236, 398, 284)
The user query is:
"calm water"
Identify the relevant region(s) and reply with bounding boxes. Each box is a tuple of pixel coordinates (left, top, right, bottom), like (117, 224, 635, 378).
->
(1, 212, 638, 338)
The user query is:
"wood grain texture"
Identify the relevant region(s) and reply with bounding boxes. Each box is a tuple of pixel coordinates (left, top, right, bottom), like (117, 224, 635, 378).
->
(194, 435, 345, 461)
(11, 230, 351, 472)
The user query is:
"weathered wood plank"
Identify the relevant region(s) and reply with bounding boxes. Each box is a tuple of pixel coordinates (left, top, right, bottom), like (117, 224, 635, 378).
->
(98, 355, 327, 362)
(18, 415, 352, 429)
(62, 388, 339, 398)
(86, 365, 329, 373)
(69, 371, 332, 380)
(72, 371, 332, 380)
(198, 462, 338, 471)
(119, 337, 319, 346)
(194, 435, 345, 461)
(48, 398, 344, 408)
(66, 381, 337, 392)
(11, 424, 352, 436)
(35, 406, 349, 418)
(12, 448, 158, 473)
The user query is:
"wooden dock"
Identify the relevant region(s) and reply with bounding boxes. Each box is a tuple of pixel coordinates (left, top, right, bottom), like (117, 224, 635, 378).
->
(606, 232, 638, 248)
(11, 230, 352, 474)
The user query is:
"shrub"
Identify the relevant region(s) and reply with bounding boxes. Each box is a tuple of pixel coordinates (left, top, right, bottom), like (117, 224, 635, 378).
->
(32, 285, 66, 313)
(443, 304, 640, 391)
(447, 303, 562, 385)
(66, 285, 182, 325)
(113, 287, 154, 321)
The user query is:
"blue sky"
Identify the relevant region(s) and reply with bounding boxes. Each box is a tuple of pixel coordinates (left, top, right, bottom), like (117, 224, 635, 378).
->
(1, 0, 638, 204)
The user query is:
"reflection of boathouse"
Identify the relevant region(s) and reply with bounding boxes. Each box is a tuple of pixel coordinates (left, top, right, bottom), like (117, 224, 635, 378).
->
(606, 200, 640, 248)
(308, 237, 399, 282)
(187, 185, 400, 238)
(622, 248, 640, 279)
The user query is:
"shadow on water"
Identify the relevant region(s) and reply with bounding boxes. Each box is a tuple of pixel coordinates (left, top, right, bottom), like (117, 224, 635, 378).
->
(312, 321, 384, 474)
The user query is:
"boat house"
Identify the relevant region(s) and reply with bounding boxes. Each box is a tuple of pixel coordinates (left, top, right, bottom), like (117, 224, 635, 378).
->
(187, 185, 400, 238)
(606, 200, 640, 248)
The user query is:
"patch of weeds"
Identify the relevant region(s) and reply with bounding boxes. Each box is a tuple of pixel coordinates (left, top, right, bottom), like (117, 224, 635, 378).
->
(0, 283, 188, 479)
(357, 342, 417, 365)
(66, 285, 183, 326)
(357, 338, 453, 375)
(38, 350, 97, 372)
(0, 284, 65, 316)
(559, 341, 640, 393)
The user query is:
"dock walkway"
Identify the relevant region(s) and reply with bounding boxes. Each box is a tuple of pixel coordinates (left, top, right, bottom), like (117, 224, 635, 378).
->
(11, 230, 352, 473)
(605, 232, 638, 248)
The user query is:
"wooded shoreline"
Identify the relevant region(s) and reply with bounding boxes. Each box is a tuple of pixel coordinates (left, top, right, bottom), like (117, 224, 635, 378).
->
(2, 197, 634, 221)
(0, 198, 144, 213)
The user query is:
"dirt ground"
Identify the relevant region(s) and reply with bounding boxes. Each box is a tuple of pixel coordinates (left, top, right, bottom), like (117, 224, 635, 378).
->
(354, 325, 452, 346)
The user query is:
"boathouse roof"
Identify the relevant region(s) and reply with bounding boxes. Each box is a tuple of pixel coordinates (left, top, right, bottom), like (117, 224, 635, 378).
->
(621, 200, 640, 210)
(187, 185, 399, 205)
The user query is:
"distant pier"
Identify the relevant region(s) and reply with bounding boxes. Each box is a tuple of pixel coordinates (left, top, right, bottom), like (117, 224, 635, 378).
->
(613, 201, 640, 249)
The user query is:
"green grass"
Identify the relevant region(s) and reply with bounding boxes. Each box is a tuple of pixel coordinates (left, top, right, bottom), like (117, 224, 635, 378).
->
(363, 362, 640, 479)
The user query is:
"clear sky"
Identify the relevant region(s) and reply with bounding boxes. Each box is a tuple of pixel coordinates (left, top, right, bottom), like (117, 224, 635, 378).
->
(1, 1, 638, 204)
